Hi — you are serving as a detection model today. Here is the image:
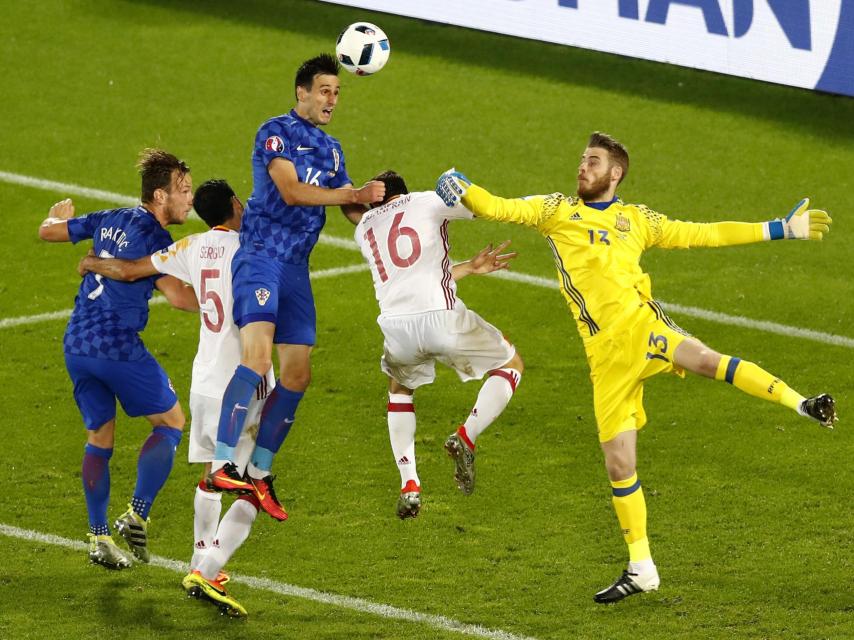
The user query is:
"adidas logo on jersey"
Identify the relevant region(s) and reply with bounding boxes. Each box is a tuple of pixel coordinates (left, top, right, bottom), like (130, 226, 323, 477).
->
(570, 212, 583, 221)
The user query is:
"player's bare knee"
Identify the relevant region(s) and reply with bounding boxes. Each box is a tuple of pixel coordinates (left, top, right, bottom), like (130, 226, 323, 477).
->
(676, 338, 721, 378)
(605, 456, 636, 481)
(602, 445, 636, 480)
(698, 348, 722, 378)
(88, 433, 114, 448)
(243, 356, 273, 376)
(388, 378, 413, 396)
(88, 420, 115, 448)
(282, 370, 311, 392)
(504, 352, 524, 373)
(153, 402, 186, 429)
(161, 416, 185, 430)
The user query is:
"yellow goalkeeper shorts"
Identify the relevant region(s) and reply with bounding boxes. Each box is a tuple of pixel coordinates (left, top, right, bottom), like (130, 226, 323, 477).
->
(586, 301, 690, 443)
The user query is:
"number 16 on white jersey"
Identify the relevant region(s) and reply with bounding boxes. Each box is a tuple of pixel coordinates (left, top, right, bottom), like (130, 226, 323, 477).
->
(355, 191, 473, 317)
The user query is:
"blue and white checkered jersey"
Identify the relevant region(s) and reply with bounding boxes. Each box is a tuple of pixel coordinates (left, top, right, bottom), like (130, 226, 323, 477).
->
(241, 109, 352, 264)
(64, 207, 173, 361)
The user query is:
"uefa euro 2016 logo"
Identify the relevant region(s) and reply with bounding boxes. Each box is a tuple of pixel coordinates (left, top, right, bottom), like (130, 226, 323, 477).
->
(264, 136, 285, 153)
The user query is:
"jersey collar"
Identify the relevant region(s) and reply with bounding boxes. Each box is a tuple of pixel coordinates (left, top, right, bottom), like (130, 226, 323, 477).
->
(212, 225, 235, 233)
(584, 196, 619, 211)
(139, 204, 160, 221)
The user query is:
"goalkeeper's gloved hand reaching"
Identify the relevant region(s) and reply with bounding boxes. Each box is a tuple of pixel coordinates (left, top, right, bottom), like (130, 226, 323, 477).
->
(773, 198, 832, 240)
(436, 168, 471, 207)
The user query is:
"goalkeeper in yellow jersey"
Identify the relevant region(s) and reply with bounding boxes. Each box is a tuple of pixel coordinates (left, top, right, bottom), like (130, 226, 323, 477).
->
(435, 131, 837, 604)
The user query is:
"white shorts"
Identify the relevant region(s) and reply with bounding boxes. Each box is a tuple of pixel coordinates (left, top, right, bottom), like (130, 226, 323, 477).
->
(378, 302, 515, 389)
(188, 391, 265, 472)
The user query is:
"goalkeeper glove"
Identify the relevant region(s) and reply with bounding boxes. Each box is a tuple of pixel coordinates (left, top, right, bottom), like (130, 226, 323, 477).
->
(436, 168, 471, 207)
(766, 198, 832, 240)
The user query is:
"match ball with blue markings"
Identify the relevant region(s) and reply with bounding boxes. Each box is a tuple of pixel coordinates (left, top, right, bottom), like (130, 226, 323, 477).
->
(336, 22, 390, 76)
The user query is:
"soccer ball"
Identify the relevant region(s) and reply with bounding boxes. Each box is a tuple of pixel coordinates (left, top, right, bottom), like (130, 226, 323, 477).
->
(336, 22, 390, 76)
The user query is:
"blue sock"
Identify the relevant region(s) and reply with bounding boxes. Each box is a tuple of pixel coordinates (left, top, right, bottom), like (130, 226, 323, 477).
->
(82, 444, 112, 536)
(251, 382, 303, 472)
(133, 426, 182, 520)
(214, 365, 263, 461)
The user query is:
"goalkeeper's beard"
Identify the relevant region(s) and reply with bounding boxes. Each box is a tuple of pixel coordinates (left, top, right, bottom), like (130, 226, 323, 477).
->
(576, 172, 612, 202)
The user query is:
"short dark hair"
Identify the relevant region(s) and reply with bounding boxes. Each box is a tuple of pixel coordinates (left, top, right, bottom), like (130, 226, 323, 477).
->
(372, 170, 408, 205)
(295, 53, 340, 96)
(138, 148, 190, 203)
(588, 132, 629, 184)
(193, 179, 235, 228)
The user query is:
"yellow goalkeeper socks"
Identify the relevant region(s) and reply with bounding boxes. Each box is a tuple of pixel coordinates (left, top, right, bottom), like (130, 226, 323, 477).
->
(715, 356, 804, 410)
(611, 473, 651, 563)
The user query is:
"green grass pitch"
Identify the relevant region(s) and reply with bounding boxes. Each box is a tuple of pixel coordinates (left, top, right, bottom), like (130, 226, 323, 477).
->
(1, 1, 852, 638)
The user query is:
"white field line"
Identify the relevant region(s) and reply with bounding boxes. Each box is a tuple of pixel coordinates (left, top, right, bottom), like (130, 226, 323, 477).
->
(1, 170, 139, 207)
(487, 271, 854, 349)
(5, 170, 853, 348)
(0, 523, 538, 640)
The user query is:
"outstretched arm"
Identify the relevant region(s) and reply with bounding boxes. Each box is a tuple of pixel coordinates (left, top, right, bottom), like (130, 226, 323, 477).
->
(79, 252, 196, 312)
(336, 183, 369, 225)
(79, 253, 158, 282)
(452, 241, 517, 281)
(268, 158, 385, 208)
(655, 199, 832, 248)
(436, 169, 547, 229)
(38, 198, 75, 242)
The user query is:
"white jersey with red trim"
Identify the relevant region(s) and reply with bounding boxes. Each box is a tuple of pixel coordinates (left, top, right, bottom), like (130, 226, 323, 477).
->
(355, 191, 473, 317)
(151, 227, 274, 398)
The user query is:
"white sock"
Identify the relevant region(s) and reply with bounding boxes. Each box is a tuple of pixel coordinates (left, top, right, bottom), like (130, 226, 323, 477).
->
(388, 393, 419, 489)
(629, 559, 657, 576)
(462, 368, 521, 443)
(190, 485, 222, 571)
(246, 462, 267, 480)
(198, 497, 258, 581)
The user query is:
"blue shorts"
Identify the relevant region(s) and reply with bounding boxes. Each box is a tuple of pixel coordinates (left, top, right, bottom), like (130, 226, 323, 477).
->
(64, 351, 178, 430)
(231, 249, 317, 346)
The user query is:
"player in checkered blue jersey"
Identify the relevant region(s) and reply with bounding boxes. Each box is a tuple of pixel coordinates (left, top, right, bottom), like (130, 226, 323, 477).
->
(38, 149, 198, 569)
(206, 54, 386, 519)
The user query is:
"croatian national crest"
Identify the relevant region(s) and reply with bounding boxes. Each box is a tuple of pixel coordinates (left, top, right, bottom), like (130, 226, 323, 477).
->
(615, 214, 631, 233)
(255, 288, 271, 306)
